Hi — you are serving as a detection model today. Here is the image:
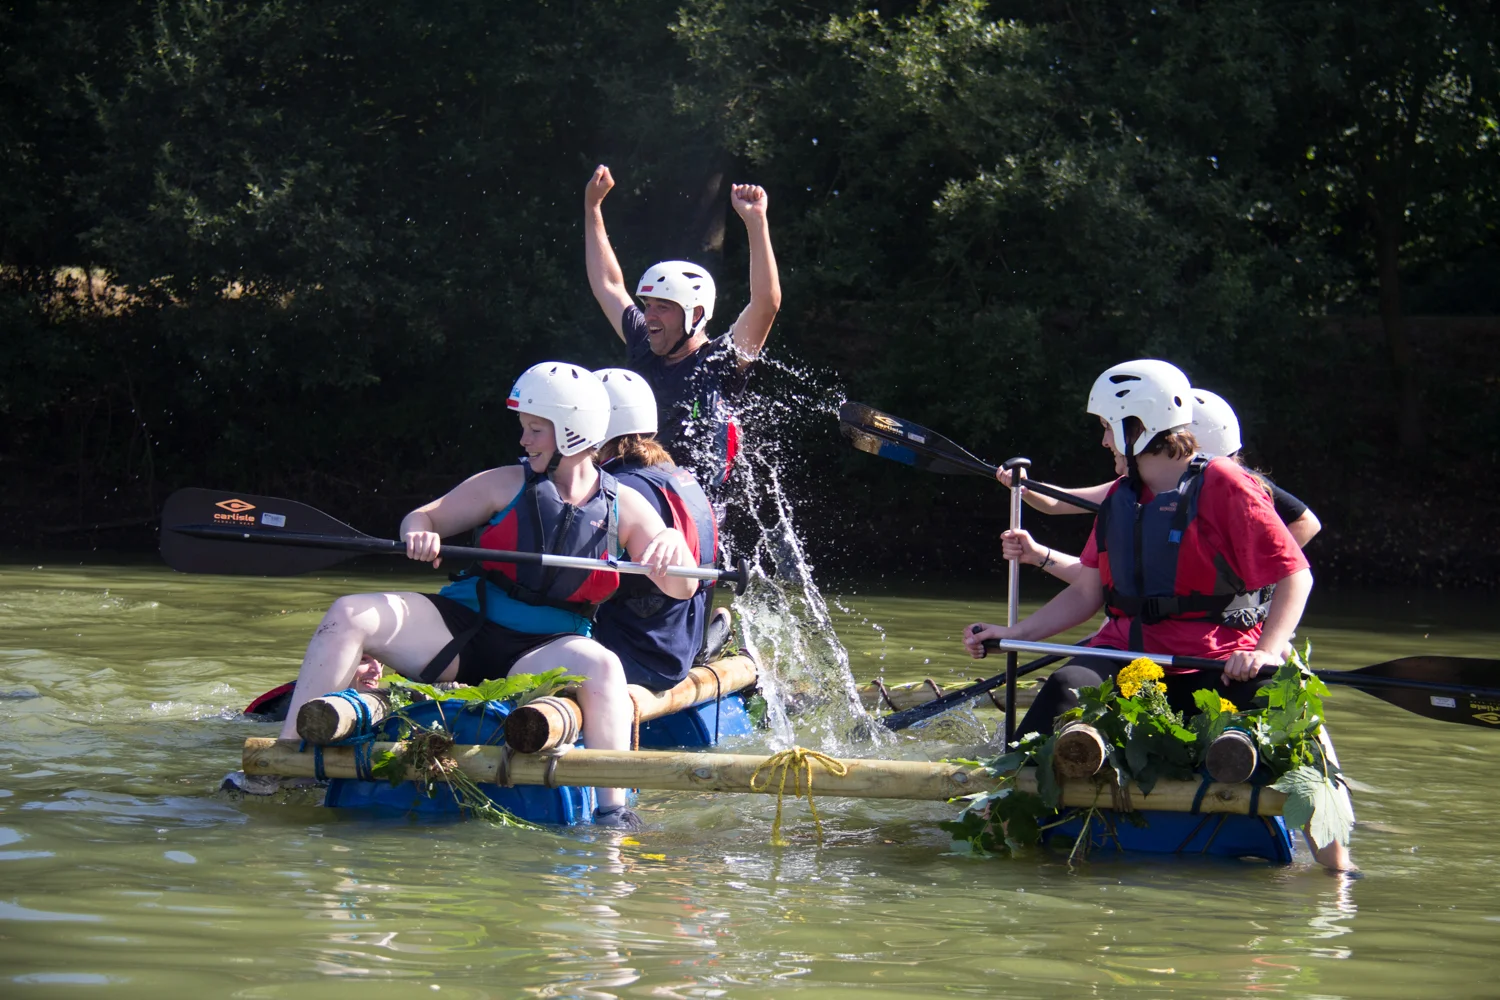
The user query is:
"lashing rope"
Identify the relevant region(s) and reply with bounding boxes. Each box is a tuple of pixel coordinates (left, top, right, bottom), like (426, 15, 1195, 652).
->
(299, 688, 379, 781)
(748, 747, 849, 847)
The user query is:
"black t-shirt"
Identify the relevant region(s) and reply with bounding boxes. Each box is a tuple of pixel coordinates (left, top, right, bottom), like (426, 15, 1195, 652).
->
(622, 305, 749, 484)
(1267, 481, 1309, 524)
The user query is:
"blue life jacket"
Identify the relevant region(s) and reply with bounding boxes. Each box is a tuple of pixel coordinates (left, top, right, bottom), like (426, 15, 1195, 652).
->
(465, 465, 621, 619)
(593, 459, 719, 690)
(1096, 457, 1271, 650)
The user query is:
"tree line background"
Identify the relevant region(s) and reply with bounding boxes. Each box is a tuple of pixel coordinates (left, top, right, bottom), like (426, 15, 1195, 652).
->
(2, 0, 1497, 586)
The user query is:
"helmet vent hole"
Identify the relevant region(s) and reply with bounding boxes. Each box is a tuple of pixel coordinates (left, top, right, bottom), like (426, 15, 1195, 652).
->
(1109, 374, 1141, 385)
(1173, 395, 1181, 406)
(1114, 389, 1130, 398)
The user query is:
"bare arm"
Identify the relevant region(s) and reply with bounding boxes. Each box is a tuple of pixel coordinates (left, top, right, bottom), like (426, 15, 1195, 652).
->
(616, 485, 698, 601)
(1001, 528, 1084, 585)
(1222, 567, 1314, 680)
(962, 568, 1105, 658)
(1286, 509, 1321, 548)
(584, 165, 633, 342)
(399, 467, 523, 565)
(726, 184, 781, 367)
(997, 469, 1112, 515)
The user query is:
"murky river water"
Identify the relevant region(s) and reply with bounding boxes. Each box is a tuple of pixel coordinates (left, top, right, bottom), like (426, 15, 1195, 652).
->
(1, 557, 1497, 998)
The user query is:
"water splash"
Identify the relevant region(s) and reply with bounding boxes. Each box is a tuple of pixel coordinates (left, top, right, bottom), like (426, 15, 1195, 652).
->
(720, 356, 892, 754)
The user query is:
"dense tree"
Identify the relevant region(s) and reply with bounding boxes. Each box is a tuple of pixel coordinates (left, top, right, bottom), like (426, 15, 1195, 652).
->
(1, 0, 1496, 582)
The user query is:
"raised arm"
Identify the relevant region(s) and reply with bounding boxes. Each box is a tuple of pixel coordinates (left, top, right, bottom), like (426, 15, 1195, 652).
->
(726, 183, 781, 367)
(584, 165, 633, 342)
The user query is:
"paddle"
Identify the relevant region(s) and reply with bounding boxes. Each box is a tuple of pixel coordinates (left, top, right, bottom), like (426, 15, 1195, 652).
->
(838, 401, 1100, 512)
(985, 638, 1500, 731)
(881, 653, 1069, 731)
(160, 488, 750, 592)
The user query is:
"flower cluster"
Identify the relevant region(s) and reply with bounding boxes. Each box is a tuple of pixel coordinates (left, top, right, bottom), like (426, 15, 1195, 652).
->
(1116, 657, 1165, 699)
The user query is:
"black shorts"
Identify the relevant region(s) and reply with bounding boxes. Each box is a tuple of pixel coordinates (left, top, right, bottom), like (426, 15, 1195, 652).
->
(423, 594, 574, 685)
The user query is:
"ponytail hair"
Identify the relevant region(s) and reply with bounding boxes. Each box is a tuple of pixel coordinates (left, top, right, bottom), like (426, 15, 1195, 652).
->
(598, 433, 673, 467)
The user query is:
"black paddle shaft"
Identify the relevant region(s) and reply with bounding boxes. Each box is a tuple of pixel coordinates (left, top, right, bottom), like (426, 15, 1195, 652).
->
(880, 653, 1066, 731)
(838, 402, 1100, 512)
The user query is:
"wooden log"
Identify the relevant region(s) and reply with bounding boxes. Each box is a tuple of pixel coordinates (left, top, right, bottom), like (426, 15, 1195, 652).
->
(241, 738, 1286, 815)
(504, 655, 759, 753)
(296, 691, 389, 745)
(1053, 721, 1108, 778)
(504, 696, 583, 754)
(856, 678, 1039, 713)
(1205, 729, 1259, 784)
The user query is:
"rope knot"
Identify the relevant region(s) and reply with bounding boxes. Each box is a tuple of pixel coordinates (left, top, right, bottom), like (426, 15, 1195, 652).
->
(748, 747, 849, 846)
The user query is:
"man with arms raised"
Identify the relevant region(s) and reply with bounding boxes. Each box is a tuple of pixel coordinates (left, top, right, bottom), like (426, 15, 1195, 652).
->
(583, 165, 781, 492)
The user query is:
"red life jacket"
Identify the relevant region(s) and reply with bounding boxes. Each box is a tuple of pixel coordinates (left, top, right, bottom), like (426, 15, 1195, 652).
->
(1096, 457, 1272, 650)
(477, 467, 620, 619)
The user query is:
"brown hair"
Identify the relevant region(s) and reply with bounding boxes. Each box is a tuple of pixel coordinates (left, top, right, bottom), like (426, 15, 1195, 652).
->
(598, 433, 673, 467)
(1123, 417, 1198, 460)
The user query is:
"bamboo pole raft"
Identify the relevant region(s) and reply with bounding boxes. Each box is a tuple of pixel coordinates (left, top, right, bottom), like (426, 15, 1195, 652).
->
(241, 738, 1286, 816)
(297, 655, 760, 750)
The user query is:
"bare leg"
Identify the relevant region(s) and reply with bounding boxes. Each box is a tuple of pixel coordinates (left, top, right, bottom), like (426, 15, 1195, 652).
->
(278, 592, 460, 740)
(511, 635, 632, 812)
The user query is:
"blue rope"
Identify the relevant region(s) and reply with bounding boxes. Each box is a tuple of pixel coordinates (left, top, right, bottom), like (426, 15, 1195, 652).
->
(300, 689, 380, 781)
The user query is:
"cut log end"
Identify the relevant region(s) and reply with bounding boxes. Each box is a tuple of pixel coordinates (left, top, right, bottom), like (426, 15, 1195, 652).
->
(1205, 730, 1259, 785)
(504, 696, 583, 754)
(1054, 721, 1107, 778)
(296, 690, 389, 746)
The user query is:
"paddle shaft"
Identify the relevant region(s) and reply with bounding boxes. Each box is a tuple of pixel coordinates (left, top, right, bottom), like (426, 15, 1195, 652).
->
(1004, 458, 1030, 741)
(986, 638, 1500, 697)
(838, 402, 1100, 512)
(171, 523, 739, 585)
(880, 653, 1067, 731)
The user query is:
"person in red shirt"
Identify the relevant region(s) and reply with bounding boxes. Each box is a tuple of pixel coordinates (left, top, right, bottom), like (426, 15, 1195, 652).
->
(963, 359, 1313, 731)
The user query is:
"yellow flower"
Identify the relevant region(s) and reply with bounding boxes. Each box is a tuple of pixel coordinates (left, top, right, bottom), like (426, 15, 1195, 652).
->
(1117, 657, 1165, 699)
(1218, 697, 1237, 714)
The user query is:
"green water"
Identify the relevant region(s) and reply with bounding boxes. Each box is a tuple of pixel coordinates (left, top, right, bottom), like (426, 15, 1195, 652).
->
(2, 558, 1498, 998)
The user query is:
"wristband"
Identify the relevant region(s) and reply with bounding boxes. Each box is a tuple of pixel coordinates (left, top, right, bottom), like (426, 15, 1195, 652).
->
(1038, 547, 1053, 570)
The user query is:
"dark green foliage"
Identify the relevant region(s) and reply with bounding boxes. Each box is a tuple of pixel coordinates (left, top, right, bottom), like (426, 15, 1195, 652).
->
(1, 0, 1496, 579)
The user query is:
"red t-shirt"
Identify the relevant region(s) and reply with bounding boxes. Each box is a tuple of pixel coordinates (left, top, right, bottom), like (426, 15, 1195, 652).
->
(1079, 460, 1308, 665)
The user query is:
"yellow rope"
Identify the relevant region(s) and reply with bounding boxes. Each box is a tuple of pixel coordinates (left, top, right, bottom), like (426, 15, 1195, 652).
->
(748, 747, 849, 846)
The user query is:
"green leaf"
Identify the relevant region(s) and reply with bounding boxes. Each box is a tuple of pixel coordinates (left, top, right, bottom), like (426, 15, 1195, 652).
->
(1271, 765, 1355, 848)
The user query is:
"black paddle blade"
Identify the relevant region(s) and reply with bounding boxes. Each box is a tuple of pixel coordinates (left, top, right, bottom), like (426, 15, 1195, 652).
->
(1332, 655, 1500, 730)
(160, 488, 367, 576)
(839, 401, 996, 477)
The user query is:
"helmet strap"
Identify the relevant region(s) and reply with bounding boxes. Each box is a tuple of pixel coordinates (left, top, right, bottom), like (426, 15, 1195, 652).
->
(1125, 445, 1143, 493)
(545, 449, 562, 476)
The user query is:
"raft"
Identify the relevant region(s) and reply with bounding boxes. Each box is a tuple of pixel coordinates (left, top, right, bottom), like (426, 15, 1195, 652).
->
(316, 655, 758, 821)
(250, 737, 1299, 862)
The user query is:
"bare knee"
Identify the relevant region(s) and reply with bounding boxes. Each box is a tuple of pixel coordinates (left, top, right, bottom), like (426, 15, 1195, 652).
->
(314, 595, 379, 643)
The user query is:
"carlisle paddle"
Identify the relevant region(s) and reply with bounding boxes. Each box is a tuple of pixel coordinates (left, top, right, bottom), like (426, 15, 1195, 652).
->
(985, 638, 1500, 731)
(160, 488, 750, 592)
(838, 401, 1099, 512)
(1002, 459, 1030, 739)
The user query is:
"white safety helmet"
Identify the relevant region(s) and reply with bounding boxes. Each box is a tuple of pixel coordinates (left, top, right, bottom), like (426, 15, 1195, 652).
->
(594, 368, 658, 440)
(507, 362, 611, 457)
(636, 260, 715, 338)
(1189, 388, 1242, 457)
(1086, 359, 1194, 457)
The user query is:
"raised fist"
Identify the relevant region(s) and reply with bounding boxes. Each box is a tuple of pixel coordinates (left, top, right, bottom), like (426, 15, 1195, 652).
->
(731, 183, 768, 220)
(585, 165, 615, 208)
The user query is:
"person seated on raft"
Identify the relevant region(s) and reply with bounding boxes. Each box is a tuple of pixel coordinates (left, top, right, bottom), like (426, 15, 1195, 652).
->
(276, 362, 698, 830)
(999, 388, 1321, 584)
(591, 368, 729, 692)
(965, 359, 1352, 870)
